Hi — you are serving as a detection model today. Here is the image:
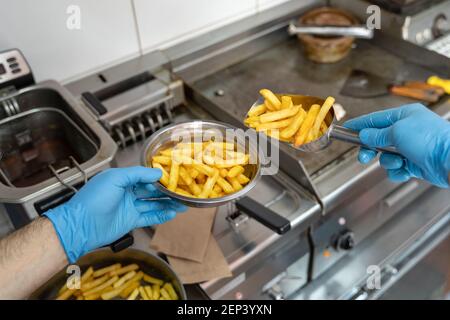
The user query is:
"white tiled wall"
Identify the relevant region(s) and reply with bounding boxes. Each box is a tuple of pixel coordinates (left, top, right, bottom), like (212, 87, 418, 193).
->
(133, 0, 258, 53)
(258, 0, 292, 12)
(0, 0, 140, 83)
(0, 0, 293, 82)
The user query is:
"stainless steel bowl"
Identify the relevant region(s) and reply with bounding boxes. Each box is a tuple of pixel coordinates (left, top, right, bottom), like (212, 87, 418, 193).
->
(30, 248, 187, 300)
(141, 120, 261, 207)
(250, 94, 400, 155)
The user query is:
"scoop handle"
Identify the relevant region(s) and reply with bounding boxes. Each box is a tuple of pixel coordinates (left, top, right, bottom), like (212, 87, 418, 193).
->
(330, 125, 401, 156)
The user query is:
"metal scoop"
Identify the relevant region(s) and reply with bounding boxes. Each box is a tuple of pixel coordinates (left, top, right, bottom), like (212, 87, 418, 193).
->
(251, 94, 400, 155)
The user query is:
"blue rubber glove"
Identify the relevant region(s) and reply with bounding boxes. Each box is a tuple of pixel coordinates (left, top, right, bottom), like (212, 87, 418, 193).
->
(45, 166, 187, 263)
(344, 103, 450, 188)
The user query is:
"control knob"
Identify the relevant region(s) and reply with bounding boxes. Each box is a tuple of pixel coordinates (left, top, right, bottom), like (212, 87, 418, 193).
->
(334, 230, 355, 251)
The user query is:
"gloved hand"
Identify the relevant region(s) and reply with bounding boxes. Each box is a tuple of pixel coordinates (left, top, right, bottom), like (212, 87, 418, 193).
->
(344, 103, 450, 188)
(45, 166, 187, 263)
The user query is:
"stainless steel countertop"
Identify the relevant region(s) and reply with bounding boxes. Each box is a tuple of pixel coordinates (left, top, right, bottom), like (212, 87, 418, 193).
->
(293, 186, 450, 299)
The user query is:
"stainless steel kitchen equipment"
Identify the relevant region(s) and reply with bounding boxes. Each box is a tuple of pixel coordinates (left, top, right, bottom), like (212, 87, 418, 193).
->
(141, 120, 262, 208)
(65, 2, 323, 300)
(1, 0, 449, 300)
(30, 248, 187, 300)
(0, 49, 117, 229)
(0, 48, 34, 96)
(80, 66, 184, 150)
(332, 0, 450, 57)
(296, 124, 400, 154)
(165, 1, 450, 298)
(62, 0, 450, 299)
(63, 0, 450, 300)
(0, 108, 98, 188)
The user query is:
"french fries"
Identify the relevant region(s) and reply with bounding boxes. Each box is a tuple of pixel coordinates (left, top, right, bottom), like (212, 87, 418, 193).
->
(56, 289, 75, 300)
(260, 89, 281, 110)
(295, 104, 320, 146)
(247, 103, 266, 117)
(163, 283, 179, 300)
(109, 263, 139, 277)
(160, 288, 171, 300)
(320, 121, 328, 134)
(256, 118, 293, 131)
(217, 177, 234, 194)
(53, 263, 179, 300)
(244, 89, 335, 147)
(152, 156, 172, 166)
(281, 96, 293, 109)
(139, 286, 150, 300)
(152, 284, 161, 300)
(152, 163, 169, 187)
(259, 105, 299, 123)
(237, 174, 250, 185)
(143, 274, 164, 286)
(92, 263, 121, 278)
(280, 108, 307, 139)
(168, 161, 180, 192)
(120, 281, 140, 299)
(149, 141, 252, 199)
(227, 176, 243, 191)
(199, 169, 219, 198)
(81, 274, 109, 291)
(127, 288, 140, 300)
(57, 266, 94, 299)
(144, 286, 153, 300)
(113, 270, 136, 288)
(310, 96, 335, 139)
(83, 276, 119, 296)
(227, 166, 245, 178)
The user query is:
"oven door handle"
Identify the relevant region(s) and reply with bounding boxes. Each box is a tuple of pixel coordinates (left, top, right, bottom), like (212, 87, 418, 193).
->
(235, 197, 291, 234)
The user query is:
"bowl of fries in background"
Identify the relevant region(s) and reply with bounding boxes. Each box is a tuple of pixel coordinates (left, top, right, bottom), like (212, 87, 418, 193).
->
(30, 248, 186, 300)
(245, 89, 336, 151)
(142, 120, 261, 207)
(297, 7, 359, 63)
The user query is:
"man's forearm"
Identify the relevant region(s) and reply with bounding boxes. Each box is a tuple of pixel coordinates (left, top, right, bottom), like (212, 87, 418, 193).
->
(0, 217, 67, 299)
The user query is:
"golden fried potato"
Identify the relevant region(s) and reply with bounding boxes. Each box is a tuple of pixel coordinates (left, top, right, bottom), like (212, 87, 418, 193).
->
(295, 104, 320, 146)
(244, 91, 335, 148)
(149, 140, 252, 199)
(260, 89, 281, 110)
(53, 263, 178, 301)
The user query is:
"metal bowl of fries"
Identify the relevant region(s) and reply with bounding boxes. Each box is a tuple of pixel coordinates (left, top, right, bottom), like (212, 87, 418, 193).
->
(141, 120, 261, 208)
(246, 90, 395, 156)
(245, 91, 343, 150)
(30, 248, 187, 300)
